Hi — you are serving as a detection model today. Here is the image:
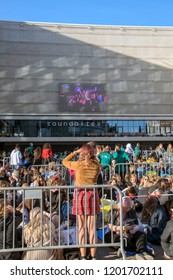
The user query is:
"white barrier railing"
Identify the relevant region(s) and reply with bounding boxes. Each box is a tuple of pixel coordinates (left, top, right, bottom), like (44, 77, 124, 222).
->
(114, 161, 173, 178)
(0, 185, 125, 260)
(27, 163, 70, 183)
(1, 157, 10, 167)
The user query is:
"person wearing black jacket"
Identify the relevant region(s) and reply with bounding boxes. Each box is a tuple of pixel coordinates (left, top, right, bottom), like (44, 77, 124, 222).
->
(161, 200, 173, 259)
(0, 193, 22, 260)
(141, 195, 170, 245)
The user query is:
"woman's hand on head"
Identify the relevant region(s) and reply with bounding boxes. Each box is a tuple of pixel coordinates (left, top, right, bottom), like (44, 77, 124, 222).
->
(75, 148, 82, 154)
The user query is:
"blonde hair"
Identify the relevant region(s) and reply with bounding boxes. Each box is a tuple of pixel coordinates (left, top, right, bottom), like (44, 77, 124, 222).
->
(112, 174, 121, 185)
(139, 175, 150, 187)
(24, 207, 55, 247)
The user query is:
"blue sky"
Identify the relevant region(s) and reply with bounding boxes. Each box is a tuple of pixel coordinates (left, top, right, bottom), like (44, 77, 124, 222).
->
(0, 0, 173, 26)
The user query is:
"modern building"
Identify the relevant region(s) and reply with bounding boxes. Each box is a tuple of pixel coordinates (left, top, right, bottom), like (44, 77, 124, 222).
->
(1, 20, 173, 150)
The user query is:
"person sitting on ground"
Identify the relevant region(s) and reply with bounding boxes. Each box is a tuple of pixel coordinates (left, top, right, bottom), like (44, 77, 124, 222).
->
(21, 207, 58, 260)
(0, 193, 22, 260)
(161, 199, 173, 260)
(103, 177, 121, 201)
(146, 152, 158, 163)
(42, 179, 66, 227)
(141, 195, 170, 245)
(129, 173, 139, 189)
(0, 168, 9, 182)
(137, 176, 154, 206)
(125, 186, 143, 213)
(104, 196, 154, 260)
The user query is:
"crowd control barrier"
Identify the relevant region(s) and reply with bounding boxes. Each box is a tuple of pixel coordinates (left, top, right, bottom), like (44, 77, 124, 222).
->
(1, 157, 10, 167)
(114, 161, 173, 179)
(0, 185, 125, 260)
(27, 164, 72, 184)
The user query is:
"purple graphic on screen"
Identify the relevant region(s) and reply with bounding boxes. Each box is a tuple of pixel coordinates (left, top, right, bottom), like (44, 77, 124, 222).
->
(58, 83, 107, 113)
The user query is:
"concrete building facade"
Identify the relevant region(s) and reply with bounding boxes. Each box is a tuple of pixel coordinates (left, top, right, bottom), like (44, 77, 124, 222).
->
(0, 20, 173, 147)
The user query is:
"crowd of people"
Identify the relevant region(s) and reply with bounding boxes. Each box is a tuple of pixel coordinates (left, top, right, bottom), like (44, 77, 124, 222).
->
(0, 141, 173, 260)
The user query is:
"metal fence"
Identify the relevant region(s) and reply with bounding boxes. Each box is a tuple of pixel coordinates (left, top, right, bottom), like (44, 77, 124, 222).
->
(87, 161, 173, 184)
(130, 150, 173, 162)
(114, 161, 173, 179)
(0, 157, 10, 168)
(27, 164, 71, 183)
(0, 185, 125, 260)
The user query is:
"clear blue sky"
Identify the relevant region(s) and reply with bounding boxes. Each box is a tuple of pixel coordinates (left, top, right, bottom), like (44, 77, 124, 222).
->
(0, 0, 173, 26)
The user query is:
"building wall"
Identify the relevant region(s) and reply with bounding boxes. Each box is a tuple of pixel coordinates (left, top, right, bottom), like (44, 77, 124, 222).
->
(0, 20, 173, 116)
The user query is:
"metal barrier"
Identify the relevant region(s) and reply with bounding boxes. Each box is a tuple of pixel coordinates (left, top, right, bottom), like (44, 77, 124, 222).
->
(0, 185, 125, 260)
(1, 157, 10, 167)
(101, 164, 113, 182)
(0, 159, 4, 167)
(114, 161, 173, 178)
(101, 158, 173, 183)
(27, 164, 71, 183)
(141, 150, 152, 161)
(132, 150, 173, 162)
(0, 157, 10, 167)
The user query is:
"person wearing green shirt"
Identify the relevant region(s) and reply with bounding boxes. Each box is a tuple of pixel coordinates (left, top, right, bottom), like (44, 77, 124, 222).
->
(98, 146, 113, 182)
(27, 143, 34, 156)
(112, 144, 131, 179)
(134, 143, 141, 161)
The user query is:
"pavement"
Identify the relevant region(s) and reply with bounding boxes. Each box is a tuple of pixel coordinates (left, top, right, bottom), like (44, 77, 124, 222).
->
(96, 244, 166, 260)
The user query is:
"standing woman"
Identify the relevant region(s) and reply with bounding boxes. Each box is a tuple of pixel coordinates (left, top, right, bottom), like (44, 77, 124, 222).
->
(62, 144, 101, 260)
(42, 143, 53, 165)
(166, 143, 173, 162)
(33, 146, 42, 165)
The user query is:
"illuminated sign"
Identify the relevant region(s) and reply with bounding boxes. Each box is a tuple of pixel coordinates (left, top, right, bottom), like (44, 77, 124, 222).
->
(58, 83, 107, 113)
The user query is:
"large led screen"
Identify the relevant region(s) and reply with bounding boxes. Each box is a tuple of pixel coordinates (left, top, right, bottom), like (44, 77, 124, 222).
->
(58, 83, 107, 113)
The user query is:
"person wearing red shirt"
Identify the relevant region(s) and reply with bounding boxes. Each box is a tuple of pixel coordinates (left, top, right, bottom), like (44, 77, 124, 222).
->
(42, 143, 53, 164)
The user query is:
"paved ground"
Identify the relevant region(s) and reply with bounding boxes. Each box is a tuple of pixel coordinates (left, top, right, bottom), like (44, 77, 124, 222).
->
(96, 244, 166, 260)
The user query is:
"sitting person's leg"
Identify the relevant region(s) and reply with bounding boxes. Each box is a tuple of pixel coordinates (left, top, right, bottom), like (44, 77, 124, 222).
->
(124, 231, 146, 253)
